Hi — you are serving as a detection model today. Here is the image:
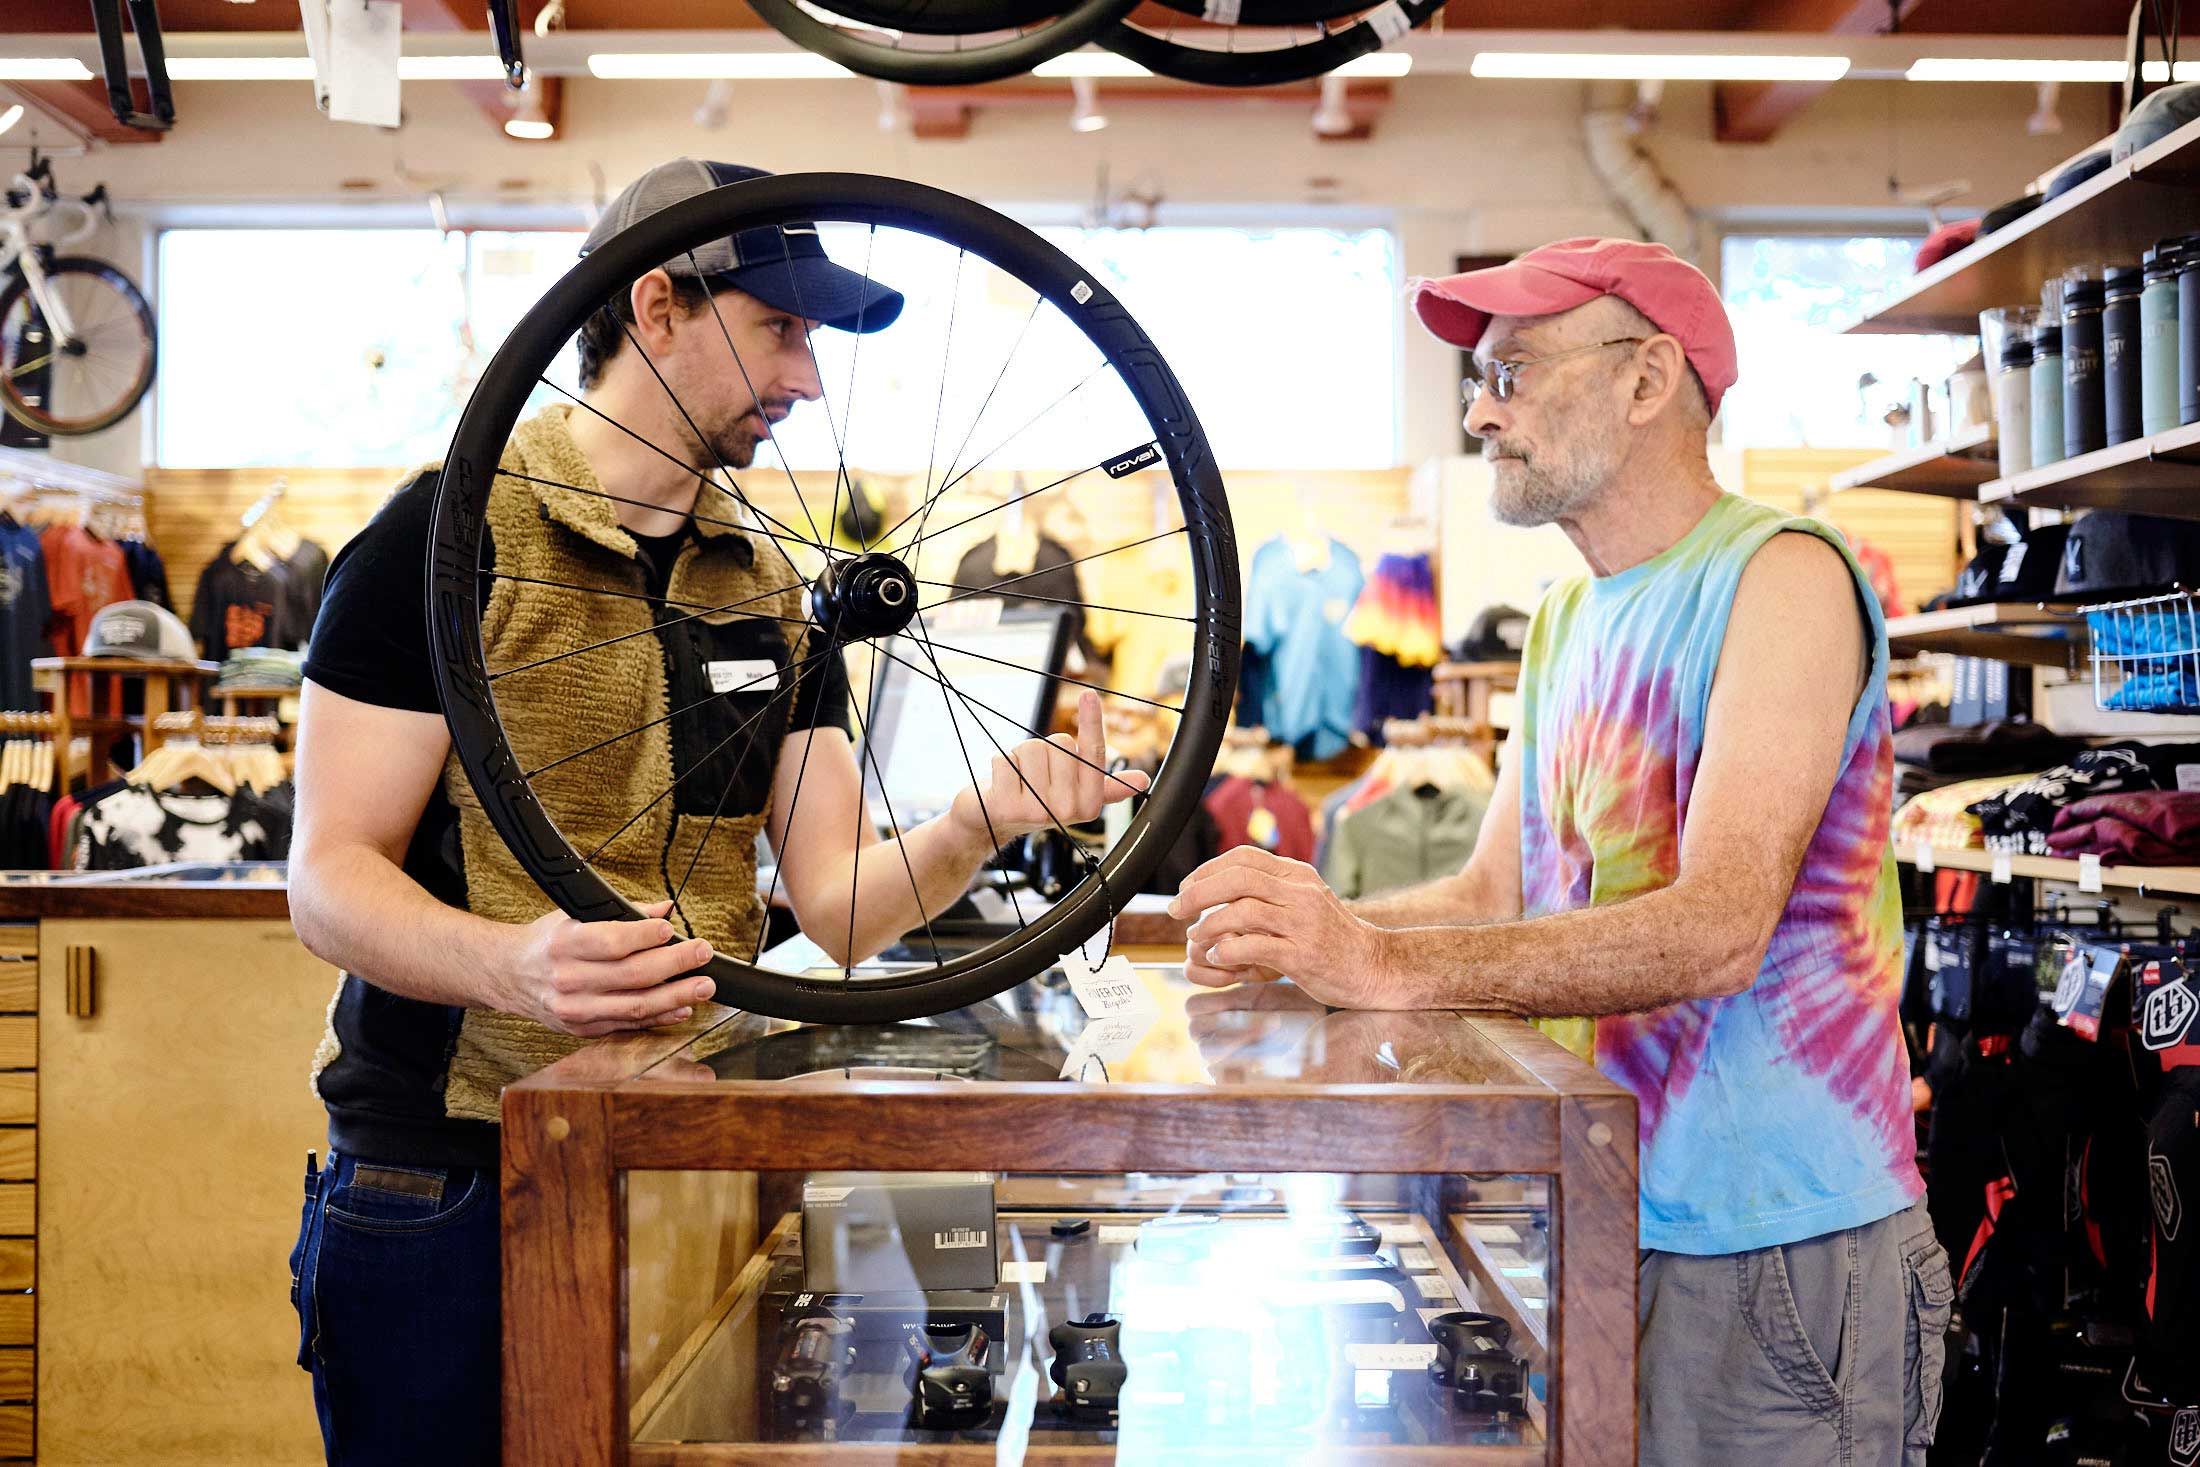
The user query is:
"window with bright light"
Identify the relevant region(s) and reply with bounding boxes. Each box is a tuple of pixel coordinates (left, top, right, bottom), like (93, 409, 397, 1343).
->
(156, 228, 586, 469)
(1719, 233, 1971, 449)
(156, 222, 1400, 470)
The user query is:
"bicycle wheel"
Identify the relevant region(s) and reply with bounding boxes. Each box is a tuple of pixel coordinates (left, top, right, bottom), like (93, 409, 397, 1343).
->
(431, 171, 1237, 1023)
(744, 0, 1138, 84)
(0, 256, 157, 437)
(1146, 0, 1381, 26)
(1099, 0, 1438, 86)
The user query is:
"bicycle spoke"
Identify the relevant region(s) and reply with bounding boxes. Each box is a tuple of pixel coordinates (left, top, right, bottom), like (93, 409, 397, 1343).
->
(484, 569, 812, 625)
(541, 378, 831, 559)
(906, 610, 1026, 929)
(848, 678, 941, 966)
(529, 642, 832, 782)
(872, 638, 1150, 795)
(773, 229, 859, 549)
(911, 575, 1192, 625)
(583, 653, 808, 865)
(488, 578, 811, 681)
(683, 246, 829, 552)
(615, 316, 840, 565)
(493, 466, 774, 541)
(873, 363, 1108, 555)
(923, 526, 1189, 609)
(916, 249, 968, 541)
(911, 292, 1039, 552)
(833, 224, 880, 552)
(753, 607, 848, 967)
(904, 613, 1116, 898)
(892, 447, 1112, 559)
(908, 639, 1185, 715)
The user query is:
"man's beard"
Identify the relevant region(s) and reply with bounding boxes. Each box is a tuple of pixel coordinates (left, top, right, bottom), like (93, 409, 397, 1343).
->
(1484, 434, 1616, 528)
(706, 411, 770, 471)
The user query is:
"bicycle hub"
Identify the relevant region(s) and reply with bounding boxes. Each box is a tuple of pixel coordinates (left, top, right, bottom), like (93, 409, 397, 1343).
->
(811, 551, 919, 640)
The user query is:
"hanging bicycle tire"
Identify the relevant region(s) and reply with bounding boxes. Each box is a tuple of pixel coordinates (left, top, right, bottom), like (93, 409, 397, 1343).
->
(430, 171, 1238, 1023)
(744, 0, 1141, 85)
(802, 0, 1072, 37)
(1099, 0, 1439, 87)
(0, 256, 157, 437)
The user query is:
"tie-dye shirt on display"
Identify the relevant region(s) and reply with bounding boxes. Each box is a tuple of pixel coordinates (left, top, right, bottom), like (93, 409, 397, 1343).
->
(1516, 493, 1921, 1254)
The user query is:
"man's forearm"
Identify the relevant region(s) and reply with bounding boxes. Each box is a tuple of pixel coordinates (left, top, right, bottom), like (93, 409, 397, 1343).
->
(816, 813, 996, 965)
(1368, 882, 1762, 1016)
(290, 843, 519, 1009)
(1350, 865, 1515, 931)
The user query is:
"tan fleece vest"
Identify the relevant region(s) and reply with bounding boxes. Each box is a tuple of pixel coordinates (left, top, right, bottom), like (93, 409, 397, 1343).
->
(316, 406, 809, 1124)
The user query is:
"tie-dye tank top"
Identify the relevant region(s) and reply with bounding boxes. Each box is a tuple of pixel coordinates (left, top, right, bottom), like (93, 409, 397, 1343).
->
(1516, 492, 1921, 1254)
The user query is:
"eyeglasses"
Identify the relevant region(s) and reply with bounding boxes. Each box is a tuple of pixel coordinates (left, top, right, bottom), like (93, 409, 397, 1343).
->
(1461, 337, 1646, 406)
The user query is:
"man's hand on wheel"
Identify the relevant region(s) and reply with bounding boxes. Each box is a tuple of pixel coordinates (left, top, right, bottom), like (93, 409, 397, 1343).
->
(500, 899, 717, 1037)
(1170, 847, 1398, 1007)
(949, 690, 1149, 846)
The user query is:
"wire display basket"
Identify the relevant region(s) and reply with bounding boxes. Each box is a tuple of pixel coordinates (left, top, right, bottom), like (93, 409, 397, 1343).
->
(2084, 589, 2200, 715)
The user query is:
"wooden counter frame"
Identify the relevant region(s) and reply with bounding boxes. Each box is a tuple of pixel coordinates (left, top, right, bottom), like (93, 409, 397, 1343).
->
(503, 1011, 1638, 1467)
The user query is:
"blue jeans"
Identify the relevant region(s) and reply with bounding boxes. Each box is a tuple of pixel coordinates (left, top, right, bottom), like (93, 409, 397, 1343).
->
(288, 1151, 501, 1466)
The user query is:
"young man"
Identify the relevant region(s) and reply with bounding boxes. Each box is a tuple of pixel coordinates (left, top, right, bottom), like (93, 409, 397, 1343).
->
(1173, 239, 1951, 1466)
(285, 159, 1145, 1465)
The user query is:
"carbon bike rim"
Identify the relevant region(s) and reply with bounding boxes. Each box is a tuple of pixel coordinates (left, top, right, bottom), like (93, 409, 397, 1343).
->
(1099, 0, 1438, 86)
(432, 172, 1237, 1023)
(745, 0, 1142, 84)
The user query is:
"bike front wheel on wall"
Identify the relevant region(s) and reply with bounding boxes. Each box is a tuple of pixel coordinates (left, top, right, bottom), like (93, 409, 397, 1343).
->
(431, 171, 1239, 1023)
(0, 256, 158, 438)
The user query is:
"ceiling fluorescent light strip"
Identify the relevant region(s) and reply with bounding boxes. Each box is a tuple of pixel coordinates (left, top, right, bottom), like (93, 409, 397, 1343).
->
(0, 60, 95, 82)
(1908, 57, 2198, 83)
(588, 52, 854, 79)
(1470, 51, 1850, 81)
(1033, 53, 1154, 78)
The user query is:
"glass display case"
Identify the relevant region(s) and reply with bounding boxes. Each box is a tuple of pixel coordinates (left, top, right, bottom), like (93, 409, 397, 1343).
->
(501, 969, 1637, 1466)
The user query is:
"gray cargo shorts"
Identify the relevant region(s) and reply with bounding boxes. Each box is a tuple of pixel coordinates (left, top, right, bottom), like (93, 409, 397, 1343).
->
(1638, 1196, 1953, 1467)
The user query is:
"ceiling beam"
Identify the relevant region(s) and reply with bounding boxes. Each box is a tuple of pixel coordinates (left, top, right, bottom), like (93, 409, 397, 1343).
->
(1714, 0, 1927, 142)
(7, 81, 160, 146)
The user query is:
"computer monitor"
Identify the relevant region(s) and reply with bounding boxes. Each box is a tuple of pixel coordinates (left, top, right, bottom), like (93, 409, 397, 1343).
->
(860, 604, 1075, 829)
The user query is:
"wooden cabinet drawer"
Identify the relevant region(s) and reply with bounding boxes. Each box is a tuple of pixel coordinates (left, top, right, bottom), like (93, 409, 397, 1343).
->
(0, 1134, 30, 1185)
(0, 1021, 31, 1073)
(0, 1402, 30, 1457)
(0, 1298, 30, 1350)
(0, 1187, 31, 1238)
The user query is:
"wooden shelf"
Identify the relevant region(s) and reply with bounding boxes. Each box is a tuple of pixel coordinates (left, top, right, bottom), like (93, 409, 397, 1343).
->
(1846, 116, 2200, 336)
(1829, 423, 1999, 497)
(1895, 844, 2200, 896)
(1884, 602, 2086, 667)
(1979, 420, 2200, 518)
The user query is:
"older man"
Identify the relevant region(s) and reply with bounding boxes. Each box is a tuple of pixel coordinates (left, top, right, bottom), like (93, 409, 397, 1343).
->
(1173, 239, 1951, 1466)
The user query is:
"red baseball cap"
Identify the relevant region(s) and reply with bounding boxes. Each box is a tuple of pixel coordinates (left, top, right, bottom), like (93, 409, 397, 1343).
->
(1408, 237, 1738, 415)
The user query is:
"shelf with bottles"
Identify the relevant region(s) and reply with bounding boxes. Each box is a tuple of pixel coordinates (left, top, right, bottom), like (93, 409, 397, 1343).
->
(1846, 116, 2200, 336)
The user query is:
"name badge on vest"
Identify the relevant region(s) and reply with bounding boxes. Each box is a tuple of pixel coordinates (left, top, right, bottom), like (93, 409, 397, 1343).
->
(708, 659, 780, 694)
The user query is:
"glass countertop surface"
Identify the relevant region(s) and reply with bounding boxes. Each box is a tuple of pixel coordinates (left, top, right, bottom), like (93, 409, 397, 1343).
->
(641, 968, 1529, 1090)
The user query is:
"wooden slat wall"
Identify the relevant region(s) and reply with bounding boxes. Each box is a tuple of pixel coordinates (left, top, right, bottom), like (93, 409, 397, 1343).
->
(144, 468, 409, 635)
(0, 923, 31, 1462)
(1740, 448, 1966, 613)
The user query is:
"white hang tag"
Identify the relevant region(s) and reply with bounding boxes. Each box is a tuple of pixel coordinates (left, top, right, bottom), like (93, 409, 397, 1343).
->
(2078, 854, 2104, 893)
(327, 0, 402, 128)
(708, 659, 780, 694)
(1411, 1273, 1457, 1301)
(1913, 840, 1936, 873)
(1001, 1260, 1048, 1284)
(1991, 851, 2013, 884)
(1400, 1246, 1435, 1271)
(1061, 949, 1152, 1023)
(1058, 1013, 1150, 1081)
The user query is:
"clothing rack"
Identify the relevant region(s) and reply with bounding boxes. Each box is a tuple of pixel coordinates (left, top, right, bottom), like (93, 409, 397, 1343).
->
(1381, 715, 1487, 748)
(146, 711, 280, 751)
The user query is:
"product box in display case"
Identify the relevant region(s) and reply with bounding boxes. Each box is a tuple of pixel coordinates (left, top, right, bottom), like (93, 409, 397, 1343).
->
(500, 966, 1639, 1466)
(801, 1171, 1001, 1291)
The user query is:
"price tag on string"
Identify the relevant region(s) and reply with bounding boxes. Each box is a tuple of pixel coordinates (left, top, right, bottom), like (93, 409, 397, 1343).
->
(1991, 851, 2013, 884)
(1913, 840, 1936, 873)
(2078, 854, 2104, 893)
(1058, 1014, 1149, 1081)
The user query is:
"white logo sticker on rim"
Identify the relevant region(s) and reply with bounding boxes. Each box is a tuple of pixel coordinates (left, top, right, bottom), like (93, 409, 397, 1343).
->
(1071, 280, 1093, 305)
